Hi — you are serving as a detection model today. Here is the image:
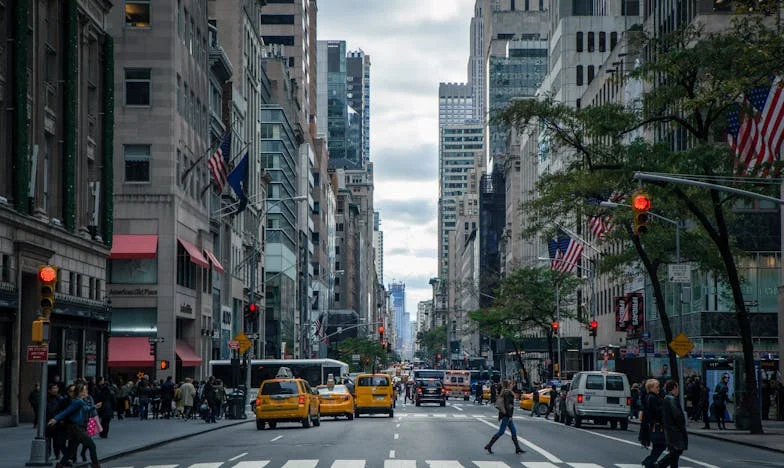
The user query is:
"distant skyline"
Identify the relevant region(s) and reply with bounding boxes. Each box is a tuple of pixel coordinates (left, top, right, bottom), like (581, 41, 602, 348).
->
(318, 1, 475, 317)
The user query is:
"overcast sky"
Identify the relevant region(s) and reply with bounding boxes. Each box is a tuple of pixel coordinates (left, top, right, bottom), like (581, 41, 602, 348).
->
(317, 0, 475, 319)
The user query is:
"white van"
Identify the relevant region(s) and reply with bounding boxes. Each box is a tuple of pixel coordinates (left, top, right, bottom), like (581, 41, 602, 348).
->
(564, 371, 631, 430)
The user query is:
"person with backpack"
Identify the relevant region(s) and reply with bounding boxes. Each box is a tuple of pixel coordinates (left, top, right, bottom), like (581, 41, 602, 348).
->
(484, 379, 524, 455)
(48, 383, 102, 468)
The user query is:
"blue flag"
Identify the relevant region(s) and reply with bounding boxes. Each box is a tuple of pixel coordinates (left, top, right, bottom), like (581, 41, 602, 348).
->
(227, 152, 249, 213)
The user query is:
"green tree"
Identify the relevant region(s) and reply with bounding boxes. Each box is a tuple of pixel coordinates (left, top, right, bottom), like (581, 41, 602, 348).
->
(499, 18, 784, 434)
(337, 338, 388, 373)
(416, 325, 447, 361)
(469, 267, 580, 377)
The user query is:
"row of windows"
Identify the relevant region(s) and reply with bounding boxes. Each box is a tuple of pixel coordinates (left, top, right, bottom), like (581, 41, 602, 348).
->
(575, 31, 619, 53)
(575, 65, 596, 87)
(176, 75, 209, 134)
(177, 1, 208, 67)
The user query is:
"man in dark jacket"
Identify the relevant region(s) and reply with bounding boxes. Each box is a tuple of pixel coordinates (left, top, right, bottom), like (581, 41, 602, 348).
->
(95, 376, 116, 438)
(160, 376, 175, 419)
(659, 380, 687, 467)
(45, 383, 68, 460)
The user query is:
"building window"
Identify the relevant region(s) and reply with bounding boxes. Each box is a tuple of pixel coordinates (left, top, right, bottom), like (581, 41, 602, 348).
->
(125, 1, 150, 28)
(599, 32, 606, 52)
(587, 65, 595, 84)
(1, 254, 10, 283)
(109, 259, 157, 284)
(587, 32, 595, 52)
(335, 262, 340, 271)
(610, 32, 618, 51)
(125, 68, 151, 106)
(576, 32, 583, 52)
(334, 293, 340, 303)
(337, 223, 344, 232)
(261, 35, 295, 46)
(176, 243, 196, 289)
(576, 65, 584, 86)
(260, 14, 295, 25)
(124, 144, 151, 182)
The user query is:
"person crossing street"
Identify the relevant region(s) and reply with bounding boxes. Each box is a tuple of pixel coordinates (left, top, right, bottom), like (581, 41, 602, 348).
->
(484, 379, 524, 455)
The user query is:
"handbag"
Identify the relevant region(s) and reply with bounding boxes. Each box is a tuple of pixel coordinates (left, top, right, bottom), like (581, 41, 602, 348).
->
(86, 415, 102, 437)
(494, 393, 506, 414)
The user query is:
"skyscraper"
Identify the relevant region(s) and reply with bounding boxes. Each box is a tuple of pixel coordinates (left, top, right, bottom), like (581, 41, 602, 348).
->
(388, 282, 406, 350)
(347, 50, 371, 163)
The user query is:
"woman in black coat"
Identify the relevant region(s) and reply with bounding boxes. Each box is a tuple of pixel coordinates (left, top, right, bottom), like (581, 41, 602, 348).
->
(483, 379, 524, 454)
(659, 380, 688, 467)
(639, 379, 666, 468)
(95, 376, 116, 438)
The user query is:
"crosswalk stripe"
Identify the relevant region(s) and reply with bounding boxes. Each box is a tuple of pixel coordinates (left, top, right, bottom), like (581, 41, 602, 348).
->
(615, 465, 644, 468)
(384, 461, 416, 468)
(331, 461, 365, 468)
(145, 465, 178, 468)
(473, 461, 512, 467)
(568, 464, 604, 468)
(280, 461, 318, 468)
(433, 414, 447, 418)
(521, 463, 560, 468)
(232, 462, 270, 468)
(189, 464, 223, 468)
(426, 461, 464, 468)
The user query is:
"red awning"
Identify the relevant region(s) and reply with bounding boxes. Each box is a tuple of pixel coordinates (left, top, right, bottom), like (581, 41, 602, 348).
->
(203, 249, 225, 273)
(176, 340, 202, 367)
(109, 235, 158, 260)
(107, 337, 154, 368)
(177, 238, 209, 268)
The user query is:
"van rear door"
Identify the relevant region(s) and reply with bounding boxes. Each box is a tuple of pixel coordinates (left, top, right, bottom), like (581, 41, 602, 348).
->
(604, 374, 628, 410)
(583, 374, 606, 409)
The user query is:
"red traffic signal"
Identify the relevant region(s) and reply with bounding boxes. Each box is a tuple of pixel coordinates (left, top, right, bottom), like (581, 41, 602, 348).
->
(436, 353, 441, 360)
(551, 321, 559, 334)
(631, 190, 652, 235)
(631, 192, 651, 211)
(248, 303, 258, 313)
(377, 326, 384, 334)
(38, 265, 58, 283)
(589, 320, 598, 337)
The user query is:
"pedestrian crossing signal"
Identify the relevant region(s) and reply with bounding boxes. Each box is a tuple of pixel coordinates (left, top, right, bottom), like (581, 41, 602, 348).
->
(159, 360, 169, 370)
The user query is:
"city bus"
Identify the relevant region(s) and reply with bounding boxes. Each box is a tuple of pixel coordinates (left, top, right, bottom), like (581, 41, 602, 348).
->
(412, 368, 445, 381)
(208, 358, 350, 390)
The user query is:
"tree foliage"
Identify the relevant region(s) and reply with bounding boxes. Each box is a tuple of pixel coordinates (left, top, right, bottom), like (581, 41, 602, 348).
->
(497, 17, 784, 434)
(416, 325, 446, 357)
(337, 338, 388, 372)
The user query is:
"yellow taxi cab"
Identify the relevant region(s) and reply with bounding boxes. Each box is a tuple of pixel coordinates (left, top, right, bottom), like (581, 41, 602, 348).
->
(254, 367, 321, 429)
(316, 383, 355, 420)
(354, 373, 394, 418)
(520, 388, 551, 413)
(482, 384, 491, 401)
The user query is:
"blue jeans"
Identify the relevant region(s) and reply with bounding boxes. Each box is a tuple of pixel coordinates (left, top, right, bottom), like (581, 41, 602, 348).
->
(495, 416, 517, 438)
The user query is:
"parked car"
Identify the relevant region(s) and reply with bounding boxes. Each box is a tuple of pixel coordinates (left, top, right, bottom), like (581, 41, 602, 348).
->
(563, 371, 631, 430)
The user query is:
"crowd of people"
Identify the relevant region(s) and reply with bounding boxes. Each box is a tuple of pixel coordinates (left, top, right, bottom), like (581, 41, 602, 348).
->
(27, 374, 233, 468)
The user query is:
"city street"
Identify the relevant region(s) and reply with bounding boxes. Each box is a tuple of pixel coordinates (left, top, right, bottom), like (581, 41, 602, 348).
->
(103, 399, 782, 468)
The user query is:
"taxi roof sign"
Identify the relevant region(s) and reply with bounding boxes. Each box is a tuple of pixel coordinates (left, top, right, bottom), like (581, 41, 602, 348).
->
(276, 367, 293, 378)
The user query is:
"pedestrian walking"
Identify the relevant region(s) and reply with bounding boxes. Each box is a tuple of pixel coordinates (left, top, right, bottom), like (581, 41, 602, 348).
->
(179, 378, 197, 419)
(404, 380, 412, 404)
(712, 373, 730, 430)
(95, 376, 115, 438)
(544, 385, 557, 420)
(630, 383, 641, 419)
(48, 383, 103, 468)
(639, 379, 666, 468)
(160, 376, 175, 419)
(658, 380, 688, 467)
(29, 382, 41, 427)
(474, 381, 483, 405)
(484, 379, 524, 455)
(530, 386, 541, 417)
(45, 383, 68, 460)
(698, 382, 710, 429)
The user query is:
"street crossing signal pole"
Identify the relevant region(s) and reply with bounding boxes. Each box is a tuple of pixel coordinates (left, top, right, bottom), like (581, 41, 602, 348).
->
(28, 265, 57, 466)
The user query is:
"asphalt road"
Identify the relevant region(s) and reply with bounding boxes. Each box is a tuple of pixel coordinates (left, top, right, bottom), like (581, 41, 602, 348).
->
(104, 397, 783, 468)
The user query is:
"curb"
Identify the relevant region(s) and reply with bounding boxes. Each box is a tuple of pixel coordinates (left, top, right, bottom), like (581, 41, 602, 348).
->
(627, 419, 784, 454)
(73, 418, 253, 467)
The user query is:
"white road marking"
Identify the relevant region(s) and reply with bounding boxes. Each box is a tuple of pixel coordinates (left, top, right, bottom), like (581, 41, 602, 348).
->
(615, 465, 648, 468)
(271, 435, 283, 442)
(330, 461, 365, 468)
(521, 463, 559, 468)
(473, 461, 512, 467)
(229, 453, 248, 462)
(232, 462, 270, 468)
(394, 433, 400, 439)
(450, 403, 464, 411)
(280, 461, 318, 468)
(384, 461, 416, 468)
(433, 413, 447, 418)
(146, 465, 178, 468)
(389, 450, 395, 458)
(426, 461, 464, 467)
(474, 417, 562, 463)
(188, 464, 223, 468)
(567, 464, 603, 468)
(454, 413, 468, 418)
(396, 423, 401, 427)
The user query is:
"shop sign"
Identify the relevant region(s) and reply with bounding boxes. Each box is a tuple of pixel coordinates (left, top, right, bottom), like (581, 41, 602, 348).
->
(108, 288, 157, 296)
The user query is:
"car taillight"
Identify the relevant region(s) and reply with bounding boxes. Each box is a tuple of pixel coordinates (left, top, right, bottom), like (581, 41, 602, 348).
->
(417, 388, 422, 394)
(298, 395, 306, 405)
(344, 395, 351, 401)
(442, 388, 447, 394)
(255, 398, 261, 407)
(626, 397, 631, 406)
(577, 394, 584, 404)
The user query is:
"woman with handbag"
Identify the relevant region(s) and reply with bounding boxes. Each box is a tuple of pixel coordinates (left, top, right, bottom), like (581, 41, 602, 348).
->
(484, 379, 525, 455)
(640, 379, 666, 468)
(48, 383, 103, 468)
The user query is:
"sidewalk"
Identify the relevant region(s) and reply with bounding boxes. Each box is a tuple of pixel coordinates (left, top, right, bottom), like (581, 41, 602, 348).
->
(629, 417, 784, 453)
(1, 415, 252, 467)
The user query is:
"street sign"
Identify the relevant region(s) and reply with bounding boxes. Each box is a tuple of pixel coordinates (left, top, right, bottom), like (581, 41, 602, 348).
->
(27, 345, 48, 362)
(351, 354, 360, 362)
(228, 340, 240, 350)
(147, 337, 165, 343)
(233, 333, 252, 354)
(668, 332, 694, 358)
(668, 264, 691, 283)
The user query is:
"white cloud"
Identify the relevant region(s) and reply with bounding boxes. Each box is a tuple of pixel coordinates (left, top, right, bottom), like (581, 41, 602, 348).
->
(317, 1, 474, 315)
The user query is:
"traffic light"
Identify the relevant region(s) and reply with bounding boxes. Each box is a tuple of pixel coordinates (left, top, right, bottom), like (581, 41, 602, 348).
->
(631, 190, 651, 236)
(149, 342, 157, 356)
(589, 320, 598, 337)
(381, 340, 387, 350)
(244, 303, 259, 320)
(38, 265, 58, 317)
(436, 353, 441, 361)
(378, 326, 384, 342)
(159, 360, 169, 370)
(551, 321, 559, 335)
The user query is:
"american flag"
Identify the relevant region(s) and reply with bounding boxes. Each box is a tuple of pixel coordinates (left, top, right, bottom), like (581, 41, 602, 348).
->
(314, 318, 326, 342)
(548, 239, 564, 271)
(747, 78, 784, 160)
(555, 235, 584, 273)
(589, 192, 625, 239)
(208, 131, 231, 192)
